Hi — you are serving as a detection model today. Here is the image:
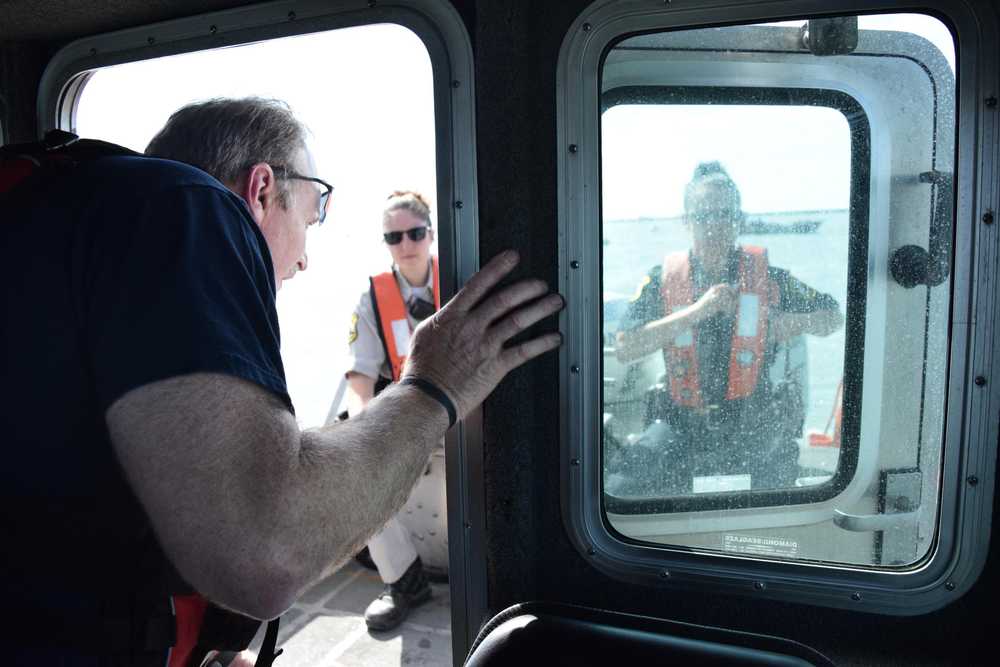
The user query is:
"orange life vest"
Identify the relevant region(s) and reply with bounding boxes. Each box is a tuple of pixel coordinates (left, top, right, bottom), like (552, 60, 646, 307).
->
(661, 246, 777, 409)
(371, 257, 441, 382)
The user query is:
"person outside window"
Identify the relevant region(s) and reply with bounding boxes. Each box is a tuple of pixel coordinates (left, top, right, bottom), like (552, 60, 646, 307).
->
(607, 162, 843, 496)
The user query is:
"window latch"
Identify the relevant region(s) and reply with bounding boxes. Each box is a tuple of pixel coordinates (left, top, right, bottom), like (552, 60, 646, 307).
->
(833, 508, 919, 532)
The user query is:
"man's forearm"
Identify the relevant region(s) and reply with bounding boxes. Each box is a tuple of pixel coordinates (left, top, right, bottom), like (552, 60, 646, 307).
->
(109, 250, 564, 620)
(107, 373, 447, 620)
(266, 382, 447, 605)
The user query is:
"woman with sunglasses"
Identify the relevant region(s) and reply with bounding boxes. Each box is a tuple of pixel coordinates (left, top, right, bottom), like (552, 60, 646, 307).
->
(344, 190, 440, 632)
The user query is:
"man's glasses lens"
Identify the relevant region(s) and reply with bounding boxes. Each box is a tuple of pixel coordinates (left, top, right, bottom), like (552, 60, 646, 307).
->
(319, 189, 332, 224)
(384, 226, 429, 245)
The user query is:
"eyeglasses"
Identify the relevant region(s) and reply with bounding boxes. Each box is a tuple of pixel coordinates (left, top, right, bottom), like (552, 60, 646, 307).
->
(383, 226, 429, 245)
(272, 165, 334, 224)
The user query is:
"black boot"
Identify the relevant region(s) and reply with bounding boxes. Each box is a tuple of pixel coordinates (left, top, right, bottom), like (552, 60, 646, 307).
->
(364, 557, 432, 632)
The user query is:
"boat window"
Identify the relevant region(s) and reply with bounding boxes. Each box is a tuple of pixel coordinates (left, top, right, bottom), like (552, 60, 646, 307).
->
(598, 13, 955, 568)
(74, 24, 437, 429)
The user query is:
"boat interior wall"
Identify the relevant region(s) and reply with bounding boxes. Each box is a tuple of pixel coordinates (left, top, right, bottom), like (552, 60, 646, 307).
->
(472, 1, 582, 628)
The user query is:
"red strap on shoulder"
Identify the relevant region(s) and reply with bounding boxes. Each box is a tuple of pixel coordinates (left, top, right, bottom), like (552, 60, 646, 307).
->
(168, 594, 209, 667)
(0, 156, 38, 195)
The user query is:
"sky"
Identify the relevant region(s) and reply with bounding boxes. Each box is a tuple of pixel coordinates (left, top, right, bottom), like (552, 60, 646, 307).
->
(73, 13, 954, 427)
(601, 13, 956, 221)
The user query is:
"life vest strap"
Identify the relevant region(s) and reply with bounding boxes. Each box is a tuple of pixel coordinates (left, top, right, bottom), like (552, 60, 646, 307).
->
(370, 257, 440, 382)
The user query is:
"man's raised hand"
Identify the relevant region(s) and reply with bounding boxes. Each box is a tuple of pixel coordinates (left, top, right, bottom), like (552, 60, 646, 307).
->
(403, 250, 563, 418)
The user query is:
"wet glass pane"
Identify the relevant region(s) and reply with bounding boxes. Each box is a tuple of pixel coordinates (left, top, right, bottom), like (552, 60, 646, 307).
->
(603, 103, 849, 500)
(599, 14, 954, 567)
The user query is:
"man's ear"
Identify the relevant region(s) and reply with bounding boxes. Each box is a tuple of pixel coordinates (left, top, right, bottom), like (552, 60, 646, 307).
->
(236, 163, 277, 227)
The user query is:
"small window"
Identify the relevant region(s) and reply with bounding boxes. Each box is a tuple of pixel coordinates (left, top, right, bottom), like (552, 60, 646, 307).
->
(589, 12, 957, 570)
(602, 88, 860, 515)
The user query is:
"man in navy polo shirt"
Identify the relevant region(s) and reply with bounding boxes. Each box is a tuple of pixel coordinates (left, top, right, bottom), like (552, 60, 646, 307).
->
(2, 97, 563, 665)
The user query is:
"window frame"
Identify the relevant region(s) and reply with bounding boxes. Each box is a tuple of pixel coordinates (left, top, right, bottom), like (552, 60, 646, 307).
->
(37, 0, 485, 657)
(557, 0, 997, 616)
(600, 84, 870, 517)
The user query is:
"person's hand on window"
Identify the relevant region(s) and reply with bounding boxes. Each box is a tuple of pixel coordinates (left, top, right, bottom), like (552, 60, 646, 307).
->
(403, 250, 564, 418)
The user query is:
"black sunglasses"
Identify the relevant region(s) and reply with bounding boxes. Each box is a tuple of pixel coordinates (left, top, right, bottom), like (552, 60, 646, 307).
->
(272, 165, 334, 224)
(383, 226, 429, 245)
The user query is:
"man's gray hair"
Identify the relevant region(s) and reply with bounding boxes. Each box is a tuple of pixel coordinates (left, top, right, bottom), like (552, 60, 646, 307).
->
(145, 97, 307, 207)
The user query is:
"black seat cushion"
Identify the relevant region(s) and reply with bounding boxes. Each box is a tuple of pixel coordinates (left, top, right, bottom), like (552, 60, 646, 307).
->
(466, 601, 834, 666)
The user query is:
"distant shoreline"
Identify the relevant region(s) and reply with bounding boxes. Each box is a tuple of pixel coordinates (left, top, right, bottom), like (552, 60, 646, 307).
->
(605, 208, 849, 224)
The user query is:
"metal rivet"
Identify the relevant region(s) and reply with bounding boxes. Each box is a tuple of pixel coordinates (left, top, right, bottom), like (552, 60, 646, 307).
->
(568, 144, 578, 153)
(451, 80, 460, 88)
(851, 592, 863, 601)
(571, 365, 580, 374)
(587, 547, 596, 556)
(660, 570, 671, 579)
(287, 11, 296, 20)
(463, 522, 471, 529)
(968, 475, 979, 487)
(209, 25, 218, 35)
(89, 47, 97, 56)
(986, 96, 998, 108)
(984, 211, 995, 225)
(945, 581, 956, 591)
(570, 458, 580, 466)
(147, 36, 155, 45)
(454, 200, 464, 209)
(753, 581, 766, 591)
(975, 376, 987, 387)
(582, 23, 592, 32)
(570, 260, 580, 269)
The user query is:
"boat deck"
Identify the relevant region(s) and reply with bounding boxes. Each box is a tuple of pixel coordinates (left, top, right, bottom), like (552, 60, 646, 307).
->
(249, 560, 453, 666)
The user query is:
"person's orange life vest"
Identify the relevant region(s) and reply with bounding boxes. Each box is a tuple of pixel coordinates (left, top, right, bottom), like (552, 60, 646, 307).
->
(370, 257, 441, 382)
(661, 246, 777, 409)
